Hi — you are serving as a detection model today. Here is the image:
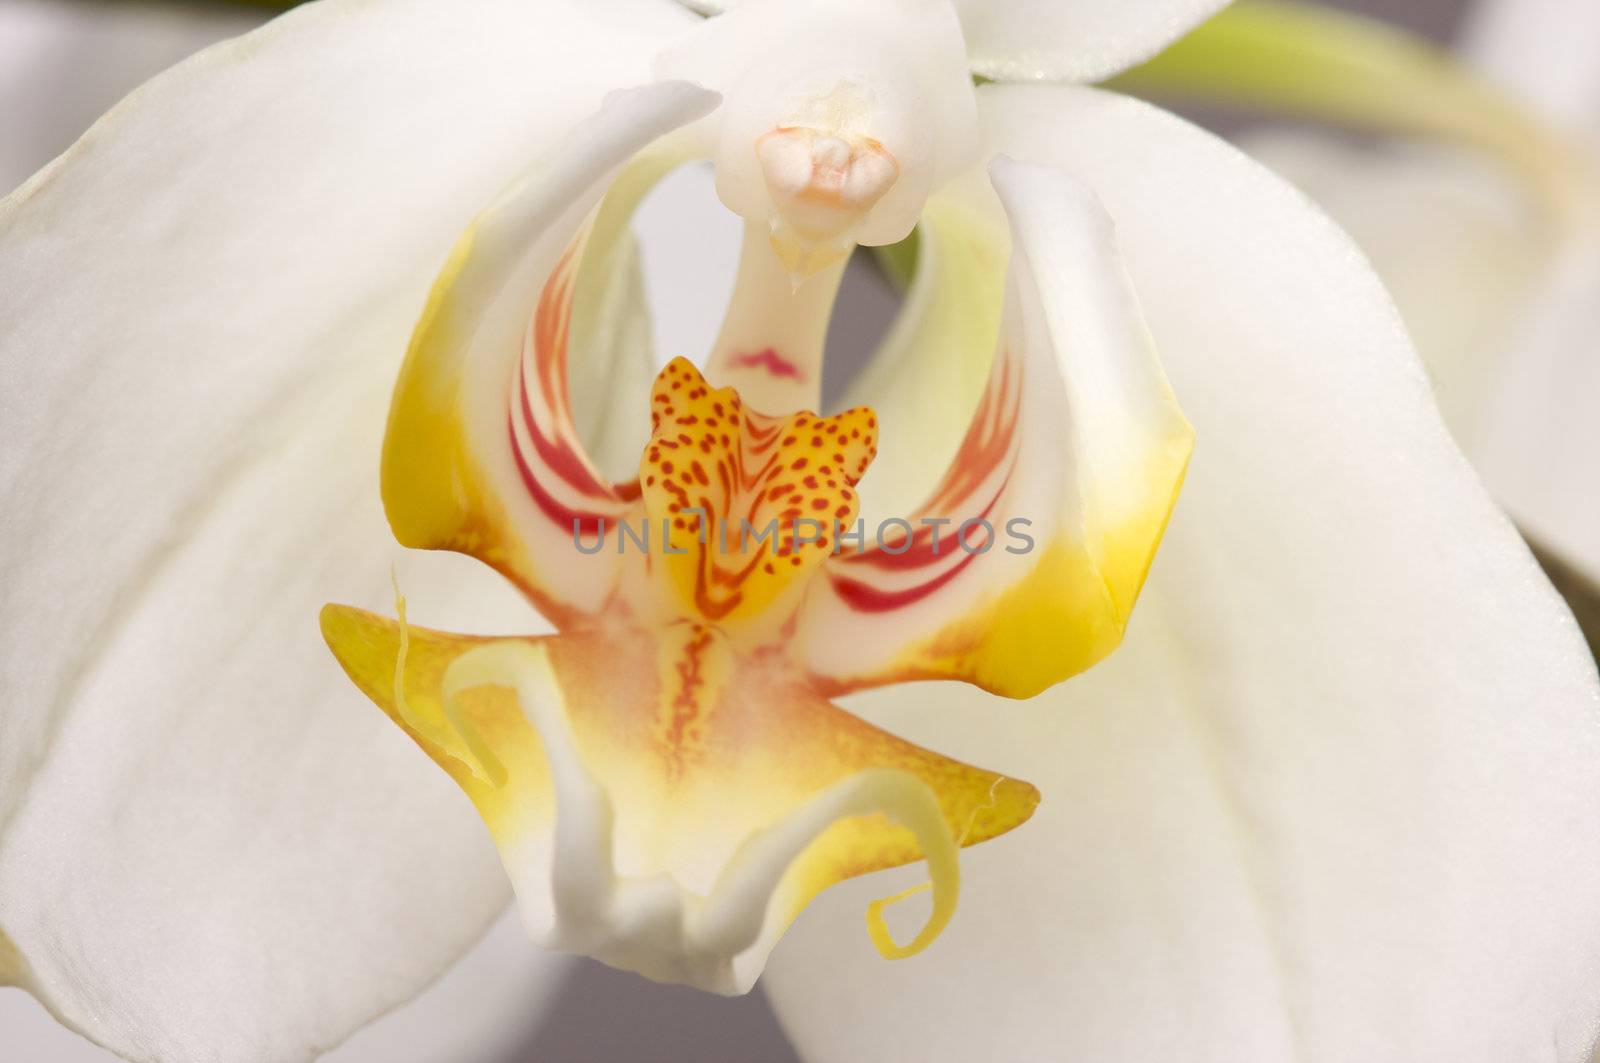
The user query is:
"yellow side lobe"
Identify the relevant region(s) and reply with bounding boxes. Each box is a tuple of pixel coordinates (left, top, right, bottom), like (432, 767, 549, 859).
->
(318, 604, 551, 845)
(906, 454, 1193, 700)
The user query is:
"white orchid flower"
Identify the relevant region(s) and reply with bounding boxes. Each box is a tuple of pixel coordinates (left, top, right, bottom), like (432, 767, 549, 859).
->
(3, 3, 1600, 1063)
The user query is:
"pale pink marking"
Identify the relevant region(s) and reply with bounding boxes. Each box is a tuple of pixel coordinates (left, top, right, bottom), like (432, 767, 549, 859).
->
(729, 347, 804, 381)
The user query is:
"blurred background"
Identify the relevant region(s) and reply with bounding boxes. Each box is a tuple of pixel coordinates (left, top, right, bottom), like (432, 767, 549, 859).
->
(6, 1, 1592, 1061)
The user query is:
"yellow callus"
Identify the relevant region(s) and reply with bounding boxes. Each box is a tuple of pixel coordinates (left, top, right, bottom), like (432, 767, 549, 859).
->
(641, 358, 877, 629)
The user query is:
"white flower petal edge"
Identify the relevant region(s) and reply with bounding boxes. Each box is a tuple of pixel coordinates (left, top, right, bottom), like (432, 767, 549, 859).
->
(670, 0, 1232, 84)
(1235, 132, 1547, 449)
(1459, 0, 1600, 577)
(0, 0, 696, 1060)
(1236, 0, 1600, 575)
(763, 84, 1600, 1063)
(1239, 132, 1600, 579)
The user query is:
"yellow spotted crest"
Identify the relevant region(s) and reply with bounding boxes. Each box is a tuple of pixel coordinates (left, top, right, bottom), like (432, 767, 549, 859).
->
(640, 358, 877, 627)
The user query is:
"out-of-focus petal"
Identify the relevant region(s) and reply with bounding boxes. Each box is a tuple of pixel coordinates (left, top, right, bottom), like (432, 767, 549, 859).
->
(1236, 165, 1598, 584)
(1472, 243, 1600, 577)
(1415, 0, 1600, 575)
(1106, 0, 1589, 216)
(1464, 0, 1600, 139)
(0, 0, 695, 1059)
(804, 162, 1192, 699)
(764, 84, 1600, 1062)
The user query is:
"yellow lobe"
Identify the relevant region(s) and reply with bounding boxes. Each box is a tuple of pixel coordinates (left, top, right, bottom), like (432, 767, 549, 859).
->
(883, 449, 1193, 700)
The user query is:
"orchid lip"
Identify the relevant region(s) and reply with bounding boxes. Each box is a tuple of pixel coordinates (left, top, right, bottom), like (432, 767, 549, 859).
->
(433, 638, 964, 993)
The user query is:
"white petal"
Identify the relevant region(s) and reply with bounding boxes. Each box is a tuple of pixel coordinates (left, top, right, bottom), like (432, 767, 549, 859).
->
(1237, 132, 1600, 577)
(1238, 130, 1547, 447)
(954, 0, 1232, 83)
(321, 910, 574, 1063)
(0, 910, 573, 1063)
(1463, 0, 1600, 138)
(0, 0, 694, 1059)
(764, 84, 1600, 1062)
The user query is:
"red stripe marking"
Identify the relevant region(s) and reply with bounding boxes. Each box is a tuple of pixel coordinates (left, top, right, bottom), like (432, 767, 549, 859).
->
(509, 413, 613, 537)
(828, 545, 984, 613)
